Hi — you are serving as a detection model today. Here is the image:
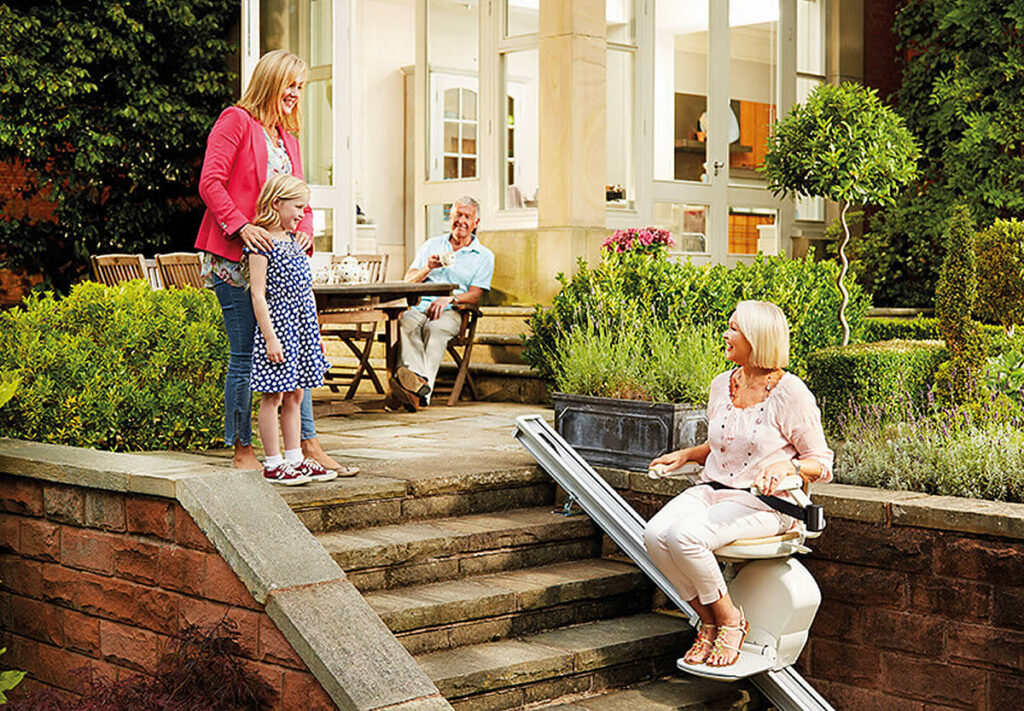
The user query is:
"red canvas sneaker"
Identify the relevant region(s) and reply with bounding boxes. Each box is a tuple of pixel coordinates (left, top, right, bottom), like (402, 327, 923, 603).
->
(263, 461, 311, 486)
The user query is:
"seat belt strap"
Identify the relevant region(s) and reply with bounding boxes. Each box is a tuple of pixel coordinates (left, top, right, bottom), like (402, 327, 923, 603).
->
(699, 481, 825, 532)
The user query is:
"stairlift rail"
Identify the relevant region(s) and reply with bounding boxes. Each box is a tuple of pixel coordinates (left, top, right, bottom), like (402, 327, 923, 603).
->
(513, 414, 835, 711)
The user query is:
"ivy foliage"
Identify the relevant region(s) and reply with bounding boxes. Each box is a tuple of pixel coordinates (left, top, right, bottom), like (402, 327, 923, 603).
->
(0, 1, 238, 288)
(858, 1, 1024, 306)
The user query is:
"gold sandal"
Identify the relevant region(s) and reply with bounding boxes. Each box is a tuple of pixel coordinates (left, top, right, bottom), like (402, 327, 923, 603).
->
(707, 614, 749, 667)
(681, 623, 717, 665)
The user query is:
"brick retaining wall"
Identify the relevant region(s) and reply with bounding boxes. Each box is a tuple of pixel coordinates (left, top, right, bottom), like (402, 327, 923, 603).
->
(0, 474, 338, 708)
(612, 476, 1024, 711)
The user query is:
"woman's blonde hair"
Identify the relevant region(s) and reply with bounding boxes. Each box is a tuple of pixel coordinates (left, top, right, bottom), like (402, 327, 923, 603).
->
(252, 174, 310, 230)
(732, 300, 790, 369)
(236, 50, 306, 134)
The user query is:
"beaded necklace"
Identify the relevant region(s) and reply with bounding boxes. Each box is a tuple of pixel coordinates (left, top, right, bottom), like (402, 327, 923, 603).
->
(719, 368, 785, 478)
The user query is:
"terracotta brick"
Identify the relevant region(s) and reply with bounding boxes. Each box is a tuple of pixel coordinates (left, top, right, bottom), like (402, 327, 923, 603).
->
(126, 496, 175, 539)
(60, 526, 116, 575)
(810, 638, 881, 688)
(935, 536, 1024, 586)
(112, 536, 163, 585)
(881, 653, 985, 707)
(0, 514, 19, 554)
(34, 640, 120, 694)
(1, 555, 44, 598)
(241, 657, 285, 706)
(281, 670, 336, 711)
(812, 600, 861, 643)
(99, 619, 161, 673)
(19, 518, 60, 562)
(10, 595, 62, 646)
(42, 484, 85, 525)
(204, 553, 259, 609)
(64, 609, 101, 656)
(174, 506, 216, 552)
(811, 678, 922, 711)
(806, 559, 908, 609)
(946, 622, 1024, 674)
(178, 596, 260, 660)
(0, 590, 10, 629)
(910, 576, 991, 624)
(810, 519, 935, 573)
(259, 615, 305, 669)
(2, 633, 39, 676)
(992, 586, 1024, 631)
(862, 609, 944, 657)
(84, 490, 126, 532)
(991, 671, 1024, 708)
(158, 545, 206, 595)
(133, 587, 179, 636)
(0, 476, 43, 516)
(54, 566, 138, 624)
(39, 561, 79, 608)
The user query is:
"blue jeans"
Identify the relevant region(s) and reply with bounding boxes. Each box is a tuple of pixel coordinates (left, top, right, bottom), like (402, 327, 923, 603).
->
(212, 275, 316, 446)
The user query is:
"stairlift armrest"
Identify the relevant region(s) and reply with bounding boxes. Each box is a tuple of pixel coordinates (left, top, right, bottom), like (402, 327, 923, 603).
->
(749, 474, 804, 497)
(647, 461, 702, 480)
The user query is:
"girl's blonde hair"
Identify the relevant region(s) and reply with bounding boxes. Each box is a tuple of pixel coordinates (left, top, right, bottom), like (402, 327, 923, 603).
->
(252, 174, 310, 230)
(236, 50, 306, 134)
(732, 300, 790, 369)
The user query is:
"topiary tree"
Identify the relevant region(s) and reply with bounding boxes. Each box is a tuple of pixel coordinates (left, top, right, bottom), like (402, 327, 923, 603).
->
(935, 204, 986, 403)
(975, 218, 1024, 337)
(761, 82, 919, 345)
(0, 1, 238, 290)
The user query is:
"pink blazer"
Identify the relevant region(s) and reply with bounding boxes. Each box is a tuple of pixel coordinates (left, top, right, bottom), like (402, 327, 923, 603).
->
(194, 106, 314, 262)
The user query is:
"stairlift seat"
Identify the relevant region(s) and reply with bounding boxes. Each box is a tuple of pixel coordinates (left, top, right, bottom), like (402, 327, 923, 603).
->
(714, 529, 807, 561)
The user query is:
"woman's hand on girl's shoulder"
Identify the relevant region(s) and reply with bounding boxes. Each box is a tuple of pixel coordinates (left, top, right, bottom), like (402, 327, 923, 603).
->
(240, 224, 276, 253)
(293, 230, 313, 252)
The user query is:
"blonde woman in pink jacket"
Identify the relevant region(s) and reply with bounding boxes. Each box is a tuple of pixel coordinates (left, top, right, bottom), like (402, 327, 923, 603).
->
(195, 49, 357, 477)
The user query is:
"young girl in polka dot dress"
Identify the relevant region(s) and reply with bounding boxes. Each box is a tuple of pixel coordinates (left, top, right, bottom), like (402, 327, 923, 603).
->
(247, 174, 336, 486)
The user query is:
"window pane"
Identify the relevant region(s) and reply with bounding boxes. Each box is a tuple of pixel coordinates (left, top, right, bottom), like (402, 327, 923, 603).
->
(653, 202, 708, 253)
(313, 207, 333, 253)
(426, 203, 453, 238)
(503, 49, 539, 209)
(797, 76, 821, 105)
(607, 49, 634, 207)
(462, 122, 477, 153)
(463, 90, 477, 121)
(506, 0, 538, 37)
(654, 0, 708, 182)
(429, 0, 478, 181)
(795, 195, 825, 222)
(797, 0, 825, 76)
(607, 0, 635, 44)
(729, 1, 778, 185)
(261, 0, 333, 186)
(444, 121, 459, 153)
(729, 207, 776, 255)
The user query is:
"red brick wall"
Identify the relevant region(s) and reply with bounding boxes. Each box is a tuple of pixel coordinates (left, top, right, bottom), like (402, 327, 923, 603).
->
(863, 0, 902, 102)
(0, 475, 338, 710)
(623, 491, 1024, 710)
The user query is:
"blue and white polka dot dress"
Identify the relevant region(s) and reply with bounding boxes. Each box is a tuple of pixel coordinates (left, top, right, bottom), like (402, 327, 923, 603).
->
(249, 238, 331, 393)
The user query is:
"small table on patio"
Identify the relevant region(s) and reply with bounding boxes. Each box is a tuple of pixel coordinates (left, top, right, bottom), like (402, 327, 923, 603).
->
(313, 281, 457, 391)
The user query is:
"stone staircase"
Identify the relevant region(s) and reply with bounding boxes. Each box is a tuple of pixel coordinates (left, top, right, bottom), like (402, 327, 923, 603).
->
(321, 306, 548, 403)
(280, 453, 765, 711)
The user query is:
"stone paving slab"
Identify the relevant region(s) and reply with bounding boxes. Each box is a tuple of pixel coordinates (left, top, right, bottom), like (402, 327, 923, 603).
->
(536, 677, 752, 711)
(527, 614, 689, 673)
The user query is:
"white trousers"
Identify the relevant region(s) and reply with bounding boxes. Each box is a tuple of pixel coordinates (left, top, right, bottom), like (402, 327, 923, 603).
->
(398, 308, 462, 399)
(643, 485, 789, 605)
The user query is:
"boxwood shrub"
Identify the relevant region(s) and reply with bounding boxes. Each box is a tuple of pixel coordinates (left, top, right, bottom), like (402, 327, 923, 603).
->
(806, 339, 948, 432)
(0, 281, 227, 451)
(864, 316, 1016, 355)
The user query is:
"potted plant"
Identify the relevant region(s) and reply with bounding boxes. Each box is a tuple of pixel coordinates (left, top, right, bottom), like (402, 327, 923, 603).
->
(761, 82, 919, 345)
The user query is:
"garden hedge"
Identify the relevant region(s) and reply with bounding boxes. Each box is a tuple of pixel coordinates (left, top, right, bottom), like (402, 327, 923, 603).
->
(806, 339, 947, 432)
(864, 316, 1014, 355)
(0, 281, 227, 451)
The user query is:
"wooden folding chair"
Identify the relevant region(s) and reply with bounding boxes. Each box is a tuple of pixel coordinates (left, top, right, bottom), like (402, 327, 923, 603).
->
(90, 254, 150, 286)
(155, 252, 203, 289)
(320, 254, 390, 399)
(431, 303, 481, 406)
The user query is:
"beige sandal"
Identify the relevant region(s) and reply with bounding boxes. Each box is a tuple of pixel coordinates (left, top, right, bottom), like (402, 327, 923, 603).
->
(682, 623, 717, 665)
(706, 613, 749, 667)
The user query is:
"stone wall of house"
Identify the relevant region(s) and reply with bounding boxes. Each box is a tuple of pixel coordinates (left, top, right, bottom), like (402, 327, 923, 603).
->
(0, 474, 336, 709)
(611, 473, 1024, 711)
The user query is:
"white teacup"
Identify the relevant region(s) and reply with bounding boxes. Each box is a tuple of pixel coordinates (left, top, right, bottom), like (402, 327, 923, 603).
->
(440, 252, 456, 267)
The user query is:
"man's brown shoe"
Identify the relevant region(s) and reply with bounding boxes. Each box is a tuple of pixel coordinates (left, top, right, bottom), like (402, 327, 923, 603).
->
(388, 375, 419, 412)
(395, 366, 430, 399)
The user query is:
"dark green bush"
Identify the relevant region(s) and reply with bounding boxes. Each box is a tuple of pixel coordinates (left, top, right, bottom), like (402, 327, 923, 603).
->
(863, 316, 940, 342)
(975, 218, 1024, 334)
(806, 339, 947, 433)
(0, 281, 227, 451)
(523, 252, 870, 386)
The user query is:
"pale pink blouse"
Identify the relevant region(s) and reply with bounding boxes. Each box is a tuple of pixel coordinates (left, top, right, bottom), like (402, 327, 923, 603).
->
(701, 370, 834, 497)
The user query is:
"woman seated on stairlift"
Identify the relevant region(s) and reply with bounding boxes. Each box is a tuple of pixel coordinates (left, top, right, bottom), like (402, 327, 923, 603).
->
(644, 300, 833, 668)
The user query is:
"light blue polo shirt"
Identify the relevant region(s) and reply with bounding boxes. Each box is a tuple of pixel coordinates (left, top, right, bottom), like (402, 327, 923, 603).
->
(411, 234, 495, 313)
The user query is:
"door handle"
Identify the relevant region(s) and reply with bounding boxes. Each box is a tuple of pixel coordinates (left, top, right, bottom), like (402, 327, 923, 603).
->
(713, 160, 725, 177)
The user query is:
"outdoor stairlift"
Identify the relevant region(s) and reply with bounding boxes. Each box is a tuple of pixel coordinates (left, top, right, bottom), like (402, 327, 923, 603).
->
(514, 415, 834, 711)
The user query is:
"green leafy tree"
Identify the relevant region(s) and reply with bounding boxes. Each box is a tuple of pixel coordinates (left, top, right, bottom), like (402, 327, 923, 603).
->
(0, 1, 238, 289)
(975, 219, 1024, 336)
(761, 82, 919, 345)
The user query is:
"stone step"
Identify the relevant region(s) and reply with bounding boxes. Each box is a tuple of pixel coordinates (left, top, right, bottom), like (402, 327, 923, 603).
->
(282, 464, 554, 533)
(316, 507, 601, 592)
(416, 613, 693, 711)
(478, 306, 535, 336)
(535, 676, 763, 711)
(365, 559, 654, 655)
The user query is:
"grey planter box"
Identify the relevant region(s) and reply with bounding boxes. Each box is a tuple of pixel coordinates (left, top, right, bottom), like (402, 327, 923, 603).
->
(552, 392, 708, 472)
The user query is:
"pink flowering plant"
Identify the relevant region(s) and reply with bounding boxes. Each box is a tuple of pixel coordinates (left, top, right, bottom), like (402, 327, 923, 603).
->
(601, 227, 674, 255)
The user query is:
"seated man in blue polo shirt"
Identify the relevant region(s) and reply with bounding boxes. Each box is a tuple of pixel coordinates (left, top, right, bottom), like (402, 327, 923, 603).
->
(387, 196, 495, 411)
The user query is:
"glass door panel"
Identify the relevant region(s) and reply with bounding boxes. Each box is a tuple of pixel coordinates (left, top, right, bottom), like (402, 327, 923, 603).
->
(728, 206, 776, 255)
(727, 0, 778, 186)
